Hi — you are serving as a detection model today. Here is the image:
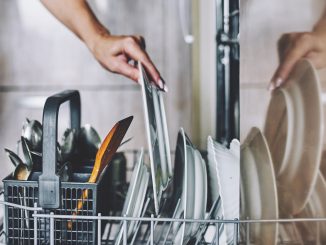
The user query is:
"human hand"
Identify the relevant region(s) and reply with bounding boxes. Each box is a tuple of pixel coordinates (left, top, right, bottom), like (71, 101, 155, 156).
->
(90, 33, 167, 92)
(269, 28, 326, 90)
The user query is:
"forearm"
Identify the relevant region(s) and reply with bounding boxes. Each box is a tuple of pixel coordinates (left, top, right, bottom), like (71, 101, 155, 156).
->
(41, 0, 109, 51)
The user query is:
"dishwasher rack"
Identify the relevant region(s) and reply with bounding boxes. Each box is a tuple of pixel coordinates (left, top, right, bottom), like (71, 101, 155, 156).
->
(0, 200, 325, 245)
(0, 149, 325, 244)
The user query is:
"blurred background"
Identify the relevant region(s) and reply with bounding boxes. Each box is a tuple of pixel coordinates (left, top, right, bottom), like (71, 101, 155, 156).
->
(0, 0, 225, 182)
(240, 0, 326, 140)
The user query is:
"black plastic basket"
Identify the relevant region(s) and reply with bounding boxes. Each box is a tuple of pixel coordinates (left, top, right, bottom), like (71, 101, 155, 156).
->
(3, 90, 110, 244)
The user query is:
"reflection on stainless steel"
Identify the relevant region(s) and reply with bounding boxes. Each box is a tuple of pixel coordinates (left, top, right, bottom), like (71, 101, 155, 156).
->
(78, 124, 101, 160)
(21, 118, 43, 152)
(21, 136, 34, 170)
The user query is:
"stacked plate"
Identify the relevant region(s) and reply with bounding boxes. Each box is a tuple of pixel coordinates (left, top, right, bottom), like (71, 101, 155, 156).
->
(241, 59, 326, 243)
(207, 137, 240, 244)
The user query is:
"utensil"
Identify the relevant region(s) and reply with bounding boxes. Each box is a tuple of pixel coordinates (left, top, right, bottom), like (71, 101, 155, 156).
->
(5, 149, 31, 229)
(68, 116, 133, 228)
(139, 62, 172, 215)
(22, 118, 42, 151)
(241, 128, 278, 245)
(60, 128, 78, 161)
(5, 149, 31, 181)
(264, 59, 323, 215)
(78, 124, 101, 159)
(21, 136, 34, 170)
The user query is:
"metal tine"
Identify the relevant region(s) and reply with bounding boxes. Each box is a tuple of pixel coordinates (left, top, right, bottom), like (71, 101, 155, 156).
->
(145, 214, 161, 245)
(194, 197, 220, 245)
(130, 197, 151, 245)
(246, 218, 250, 245)
(104, 210, 117, 244)
(163, 198, 181, 245)
(233, 219, 239, 245)
(153, 198, 169, 243)
(213, 222, 220, 245)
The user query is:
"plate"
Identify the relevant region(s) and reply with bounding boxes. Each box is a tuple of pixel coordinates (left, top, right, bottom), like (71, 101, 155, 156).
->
(215, 138, 240, 244)
(294, 171, 326, 243)
(191, 148, 207, 235)
(115, 149, 149, 244)
(139, 62, 172, 215)
(208, 136, 240, 244)
(173, 129, 195, 244)
(241, 127, 278, 245)
(264, 59, 323, 215)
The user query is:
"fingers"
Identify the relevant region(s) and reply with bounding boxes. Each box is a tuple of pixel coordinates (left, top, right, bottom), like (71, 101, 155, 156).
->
(110, 59, 139, 82)
(122, 36, 167, 91)
(269, 33, 318, 90)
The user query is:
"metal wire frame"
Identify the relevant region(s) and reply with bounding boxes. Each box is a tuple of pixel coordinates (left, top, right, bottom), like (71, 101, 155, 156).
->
(0, 200, 326, 245)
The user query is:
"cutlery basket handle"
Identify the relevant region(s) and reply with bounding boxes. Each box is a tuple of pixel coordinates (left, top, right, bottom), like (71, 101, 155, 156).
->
(39, 90, 81, 209)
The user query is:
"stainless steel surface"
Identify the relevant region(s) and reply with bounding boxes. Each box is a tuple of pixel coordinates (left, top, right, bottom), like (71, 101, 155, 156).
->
(21, 119, 43, 152)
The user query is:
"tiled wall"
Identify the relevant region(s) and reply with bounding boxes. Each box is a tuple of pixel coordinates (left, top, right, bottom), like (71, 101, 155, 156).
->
(0, 0, 193, 181)
(240, 0, 326, 141)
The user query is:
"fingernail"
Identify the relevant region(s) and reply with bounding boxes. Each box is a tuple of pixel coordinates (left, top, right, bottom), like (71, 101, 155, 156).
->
(158, 79, 164, 90)
(163, 83, 169, 92)
(275, 77, 283, 87)
(267, 82, 276, 91)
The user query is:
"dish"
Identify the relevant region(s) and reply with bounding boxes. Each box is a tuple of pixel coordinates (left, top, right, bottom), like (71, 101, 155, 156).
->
(264, 59, 323, 215)
(173, 130, 195, 244)
(191, 148, 207, 235)
(139, 62, 172, 215)
(115, 149, 149, 244)
(213, 137, 240, 244)
(294, 172, 326, 243)
(241, 127, 278, 245)
(207, 137, 226, 244)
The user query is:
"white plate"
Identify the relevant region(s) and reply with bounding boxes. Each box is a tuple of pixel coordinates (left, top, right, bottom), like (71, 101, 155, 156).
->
(191, 148, 207, 235)
(264, 59, 323, 215)
(208, 136, 240, 244)
(173, 130, 195, 244)
(139, 62, 172, 215)
(241, 127, 279, 245)
(115, 149, 149, 244)
(294, 172, 326, 243)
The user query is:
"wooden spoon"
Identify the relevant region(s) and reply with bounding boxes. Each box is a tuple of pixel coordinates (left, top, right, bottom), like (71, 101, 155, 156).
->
(68, 116, 133, 228)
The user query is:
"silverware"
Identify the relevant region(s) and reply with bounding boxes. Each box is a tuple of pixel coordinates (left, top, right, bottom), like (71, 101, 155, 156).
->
(78, 124, 101, 159)
(5, 149, 31, 181)
(22, 118, 42, 152)
(21, 137, 34, 170)
(61, 128, 78, 161)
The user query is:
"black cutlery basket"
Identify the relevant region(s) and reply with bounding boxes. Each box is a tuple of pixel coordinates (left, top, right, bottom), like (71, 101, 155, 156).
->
(3, 90, 110, 244)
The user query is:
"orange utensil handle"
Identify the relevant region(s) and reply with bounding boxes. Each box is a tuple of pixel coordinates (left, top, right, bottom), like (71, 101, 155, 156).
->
(67, 189, 89, 230)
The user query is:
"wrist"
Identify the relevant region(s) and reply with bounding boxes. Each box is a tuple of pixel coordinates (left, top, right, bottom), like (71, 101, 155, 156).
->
(84, 23, 111, 53)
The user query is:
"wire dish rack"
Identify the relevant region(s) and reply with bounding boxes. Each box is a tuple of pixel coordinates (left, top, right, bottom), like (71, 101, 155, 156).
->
(1, 150, 326, 245)
(0, 199, 326, 245)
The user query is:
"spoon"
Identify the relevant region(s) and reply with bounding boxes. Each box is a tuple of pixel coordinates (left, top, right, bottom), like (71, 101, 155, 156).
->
(68, 116, 133, 229)
(5, 149, 31, 228)
(22, 118, 43, 151)
(78, 124, 101, 159)
(4, 148, 31, 180)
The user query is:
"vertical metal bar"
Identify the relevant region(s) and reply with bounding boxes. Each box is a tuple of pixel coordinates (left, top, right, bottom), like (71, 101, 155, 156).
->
(246, 220, 250, 245)
(233, 219, 238, 245)
(215, 222, 220, 245)
(97, 213, 101, 245)
(150, 214, 154, 245)
(317, 221, 320, 245)
(33, 203, 37, 245)
(123, 215, 127, 245)
(49, 212, 54, 245)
